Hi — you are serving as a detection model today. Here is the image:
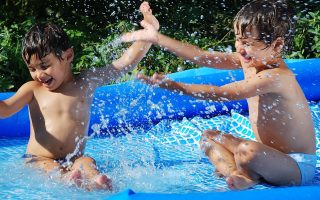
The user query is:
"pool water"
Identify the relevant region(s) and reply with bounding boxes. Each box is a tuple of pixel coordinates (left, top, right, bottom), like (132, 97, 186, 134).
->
(0, 102, 319, 199)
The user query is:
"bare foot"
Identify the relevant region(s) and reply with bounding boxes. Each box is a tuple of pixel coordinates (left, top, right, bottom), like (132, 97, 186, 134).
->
(215, 169, 224, 178)
(68, 169, 83, 187)
(140, 1, 159, 30)
(200, 130, 222, 154)
(226, 173, 258, 190)
(203, 130, 222, 140)
(200, 134, 236, 178)
(93, 174, 113, 191)
(200, 137, 223, 177)
(199, 134, 212, 154)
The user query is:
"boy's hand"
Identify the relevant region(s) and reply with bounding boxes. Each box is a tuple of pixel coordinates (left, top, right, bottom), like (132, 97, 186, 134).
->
(121, 20, 158, 43)
(137, 73, 171, 88)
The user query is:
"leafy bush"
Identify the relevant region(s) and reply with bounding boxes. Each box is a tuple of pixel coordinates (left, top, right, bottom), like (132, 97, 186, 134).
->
(0, 1, 319, 92)
(0, 19, 34, 91)
(287, 11, 320, 58)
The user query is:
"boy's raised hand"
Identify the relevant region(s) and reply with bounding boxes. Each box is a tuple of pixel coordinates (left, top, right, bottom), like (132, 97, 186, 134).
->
(121, 20, 158, 43)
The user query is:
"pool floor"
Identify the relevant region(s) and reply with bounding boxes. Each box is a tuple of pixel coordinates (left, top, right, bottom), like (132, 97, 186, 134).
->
(0, 135, 319, 199)
(1, 101, 320, 199)
(0, 136, 235, 199)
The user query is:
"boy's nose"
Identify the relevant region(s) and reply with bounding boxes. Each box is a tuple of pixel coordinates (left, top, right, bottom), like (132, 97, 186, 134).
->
(235, 42, 242, 52)
(37, 70, 47, 80)
(236, 46, 246, 54)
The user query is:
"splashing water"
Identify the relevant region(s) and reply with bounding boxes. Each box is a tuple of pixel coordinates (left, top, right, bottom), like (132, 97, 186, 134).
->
(1, 102, 319, 198)
(1, 0, 320, 199)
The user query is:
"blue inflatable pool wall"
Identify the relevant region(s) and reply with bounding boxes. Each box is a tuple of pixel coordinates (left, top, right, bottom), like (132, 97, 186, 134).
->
(1, 59, 320, 137)
(1, 59, 320, 199)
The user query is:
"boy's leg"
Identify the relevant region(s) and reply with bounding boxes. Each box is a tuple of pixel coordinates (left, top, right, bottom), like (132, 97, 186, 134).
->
(24, 156, 61, 172)
(24, 156, 82, 186)
(140, 1, 160, 30)
(71, 156, 112, 190)
(205, 130, 246, 153)
(200, 130, 237, 177)
(209, 132, 301, 190)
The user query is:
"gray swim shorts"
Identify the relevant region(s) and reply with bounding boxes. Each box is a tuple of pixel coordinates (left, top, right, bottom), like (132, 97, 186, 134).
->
(289, 153, 317, 185)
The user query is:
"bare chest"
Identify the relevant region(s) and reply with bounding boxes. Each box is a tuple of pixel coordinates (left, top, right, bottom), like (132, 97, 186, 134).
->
(29, 87, 92, 138)
(38, 93, 89, 119)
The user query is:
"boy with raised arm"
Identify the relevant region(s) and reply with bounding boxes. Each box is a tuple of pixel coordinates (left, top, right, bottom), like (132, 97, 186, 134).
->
(0, 2, 158, 191)
(122, 0, 316, 190)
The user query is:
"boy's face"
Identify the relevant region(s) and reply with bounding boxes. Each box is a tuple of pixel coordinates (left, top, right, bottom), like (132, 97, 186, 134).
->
(26, 49, 74, 91)
(234, 25, 282, 68)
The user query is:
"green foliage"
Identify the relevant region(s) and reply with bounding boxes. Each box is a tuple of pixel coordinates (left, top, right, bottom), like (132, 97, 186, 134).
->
(0, 0, 319, 92)
(0, 19, 34, 91)
(72, 21, 135, 73)
(287, 11, 320, 58)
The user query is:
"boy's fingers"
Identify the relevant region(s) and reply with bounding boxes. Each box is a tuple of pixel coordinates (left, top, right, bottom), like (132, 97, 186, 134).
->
(120, 33, 131, 42)
(120, 30, 144, 42)
(152, 73, 159, 79)
(137, 74, 152, 84)
(140, 20, 153, 29)
(136, 73, 148, 81)
(154, 73, 165, 80)
(137, 74, 161, 86)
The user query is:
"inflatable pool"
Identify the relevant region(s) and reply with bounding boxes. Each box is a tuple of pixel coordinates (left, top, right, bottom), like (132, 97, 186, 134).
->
(1, 59, 320, 137)
(0, 59, 320, 199)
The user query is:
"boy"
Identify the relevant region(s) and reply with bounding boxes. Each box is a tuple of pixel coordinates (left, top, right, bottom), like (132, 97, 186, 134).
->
(0, 2, 158, 191)
(121, 0, 316, 190)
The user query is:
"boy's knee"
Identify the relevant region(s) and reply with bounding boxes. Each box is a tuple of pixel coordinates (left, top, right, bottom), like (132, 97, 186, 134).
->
(75, 156, 96, 166)
(235, 141, 260, 166)
(81, 156, 95, 163)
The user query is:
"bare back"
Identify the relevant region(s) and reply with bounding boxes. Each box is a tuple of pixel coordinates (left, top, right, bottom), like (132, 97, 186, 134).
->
(244, 62, 316, 154)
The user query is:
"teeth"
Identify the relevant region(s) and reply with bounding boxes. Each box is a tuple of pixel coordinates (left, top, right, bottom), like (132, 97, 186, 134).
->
(44, 78, 51, 84)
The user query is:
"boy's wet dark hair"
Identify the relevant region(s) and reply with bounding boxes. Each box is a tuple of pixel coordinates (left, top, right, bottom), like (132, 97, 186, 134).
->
(22, 22, 71, 64)
(233, 0, 296, 52)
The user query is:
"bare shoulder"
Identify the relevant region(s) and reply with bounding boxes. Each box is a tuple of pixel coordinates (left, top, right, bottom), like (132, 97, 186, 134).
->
(258, 67, 300, 97)
(23, 81, 41, 87)
(256, 67, 294, 80)
(19, 81, 41, 92)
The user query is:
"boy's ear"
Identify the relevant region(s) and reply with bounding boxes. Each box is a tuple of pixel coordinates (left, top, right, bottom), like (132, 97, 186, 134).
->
(64, 48, 74, 62)
(272, 37, 284, 53)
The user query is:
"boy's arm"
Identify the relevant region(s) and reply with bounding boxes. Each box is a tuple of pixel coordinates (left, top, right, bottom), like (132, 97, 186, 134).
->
(83, 2, 157, 89)
(0, 81, 34, 118)
(122, 22, 241, 70)
(83, 41, 152, 89)
(155, 33, 241, 70)
(111, 41, 152, 77)
(137, 70, 281, 101)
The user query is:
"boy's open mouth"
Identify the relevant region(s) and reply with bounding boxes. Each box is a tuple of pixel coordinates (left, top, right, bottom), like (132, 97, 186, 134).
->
(42, 78, 53, 87)
(241, 54, 252, 62)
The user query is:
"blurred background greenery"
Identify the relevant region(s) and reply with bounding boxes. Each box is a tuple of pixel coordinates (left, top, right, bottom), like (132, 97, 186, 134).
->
(0, 0, 319, 91)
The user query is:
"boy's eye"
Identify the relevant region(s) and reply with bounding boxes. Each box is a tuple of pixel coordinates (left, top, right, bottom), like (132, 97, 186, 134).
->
(41, 64, 50, 69)
(29, 69, 35, 72)
(243, 42, 253, 47)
